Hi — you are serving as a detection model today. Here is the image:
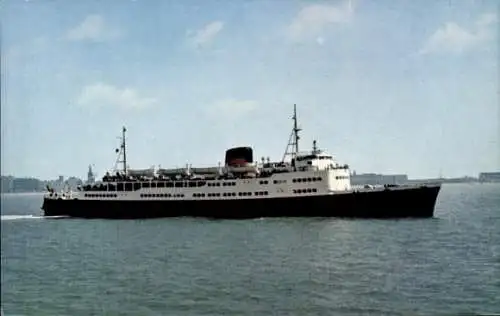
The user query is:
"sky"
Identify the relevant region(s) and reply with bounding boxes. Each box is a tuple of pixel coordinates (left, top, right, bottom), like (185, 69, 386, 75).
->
(1, 0, 499, 180)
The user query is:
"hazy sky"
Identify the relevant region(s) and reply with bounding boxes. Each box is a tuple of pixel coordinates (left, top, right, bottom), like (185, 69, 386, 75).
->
(1, 0, 499, 180)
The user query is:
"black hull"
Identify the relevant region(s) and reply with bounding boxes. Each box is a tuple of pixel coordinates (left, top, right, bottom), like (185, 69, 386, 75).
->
(41, 185, 441, 219)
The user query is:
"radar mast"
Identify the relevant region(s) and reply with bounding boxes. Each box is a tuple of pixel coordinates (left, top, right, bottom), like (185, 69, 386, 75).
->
(281, 104, 301, 163)
(114, 126, 128, 175)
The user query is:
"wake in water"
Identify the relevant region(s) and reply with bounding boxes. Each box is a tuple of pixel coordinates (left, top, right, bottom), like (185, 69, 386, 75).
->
(1, 215, 68, 221)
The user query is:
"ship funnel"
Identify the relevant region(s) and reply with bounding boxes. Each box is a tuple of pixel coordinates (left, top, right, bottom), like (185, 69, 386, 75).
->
(225, 147, 253, 166)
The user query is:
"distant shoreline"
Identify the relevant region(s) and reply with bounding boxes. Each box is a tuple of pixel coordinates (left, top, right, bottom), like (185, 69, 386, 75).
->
(1, 192, 46, 196)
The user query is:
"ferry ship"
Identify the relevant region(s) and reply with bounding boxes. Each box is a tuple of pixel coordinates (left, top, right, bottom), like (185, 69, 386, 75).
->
(42, 105, 441, 219)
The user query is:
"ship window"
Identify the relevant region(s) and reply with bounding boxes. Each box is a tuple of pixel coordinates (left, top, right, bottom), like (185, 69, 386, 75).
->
(157, 182, 165, 188)
(143, 182, 150, 188)
(189, 181, 196, 188)
(117, 183, 124, 191)
(164, 182, 172, 187)
(174, 182, 183, 188)
(133, 183, 140, 190)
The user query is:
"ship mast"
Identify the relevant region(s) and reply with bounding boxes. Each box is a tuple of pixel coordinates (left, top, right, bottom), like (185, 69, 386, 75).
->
(122, 126, 127, 174)
(293, 104, 300, 154)
(114, 126, 128, 175)
(281, 104, 302, 162)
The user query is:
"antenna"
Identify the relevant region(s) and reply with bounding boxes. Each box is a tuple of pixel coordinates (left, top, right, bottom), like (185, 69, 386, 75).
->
(281, 104, 302, 162)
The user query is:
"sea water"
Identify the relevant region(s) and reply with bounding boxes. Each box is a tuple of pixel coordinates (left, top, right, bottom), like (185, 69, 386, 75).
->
(1, 184, 499, 315)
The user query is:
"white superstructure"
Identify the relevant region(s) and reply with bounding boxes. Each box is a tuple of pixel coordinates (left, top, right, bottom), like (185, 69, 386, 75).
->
(45, 105, 353, 201)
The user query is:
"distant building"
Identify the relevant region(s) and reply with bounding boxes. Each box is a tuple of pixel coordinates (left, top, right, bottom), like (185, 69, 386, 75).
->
(1, 175, 84, 193)
(65, 177, 83, 189)
(87, 165, 95, 185)
(350, 173, 408, 185)
(12, 177, 43, 192)
(479, 172, 500, 183)
(1, 176, 15, 193)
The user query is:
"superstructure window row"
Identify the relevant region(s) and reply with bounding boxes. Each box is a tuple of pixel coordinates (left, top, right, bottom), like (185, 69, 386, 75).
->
(292, 177, 322, 183)
(84, 180, 208, 192)
(85, 194, 117, 198)
(335, 176, 349, 180)
(293, 188, 317, 194)
(140, 193, 184, 198)
(208, 182, 237, 187)
(191, 191, 269, 198)
(254, 191, 268, 196)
